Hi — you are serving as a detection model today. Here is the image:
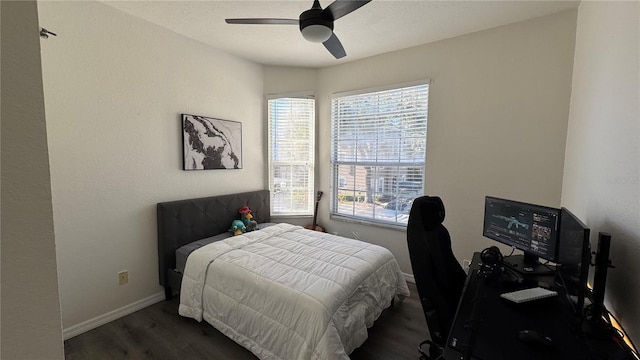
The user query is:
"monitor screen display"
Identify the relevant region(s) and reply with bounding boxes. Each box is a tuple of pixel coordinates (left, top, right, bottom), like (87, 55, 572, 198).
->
(557, 208, 590, 266)
(557, 207, 590, 318)
(483, 196, 560, 262)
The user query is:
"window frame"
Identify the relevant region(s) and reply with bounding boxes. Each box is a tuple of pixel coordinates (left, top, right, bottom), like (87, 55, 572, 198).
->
(267, 93, 316, 217)
(329, 80, 429, 229)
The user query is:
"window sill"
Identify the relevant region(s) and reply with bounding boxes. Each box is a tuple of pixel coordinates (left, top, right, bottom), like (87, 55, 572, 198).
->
(329, 214, 407, 232)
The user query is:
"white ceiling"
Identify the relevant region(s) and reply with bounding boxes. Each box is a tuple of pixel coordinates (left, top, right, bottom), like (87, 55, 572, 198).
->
(102, 0, 579, 68)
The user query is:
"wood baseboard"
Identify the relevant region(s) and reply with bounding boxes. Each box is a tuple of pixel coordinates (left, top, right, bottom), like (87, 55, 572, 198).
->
(64, 274, 414, 340)
(63, 291, 165, 340)
(403, 272, 415, 283)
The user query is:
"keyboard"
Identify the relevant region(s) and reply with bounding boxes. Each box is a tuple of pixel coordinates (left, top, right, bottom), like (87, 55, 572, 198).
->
(500, 287, 558, 303)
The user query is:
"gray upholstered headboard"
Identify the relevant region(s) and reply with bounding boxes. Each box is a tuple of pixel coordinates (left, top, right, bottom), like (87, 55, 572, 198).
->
(157, 190, 270, 299)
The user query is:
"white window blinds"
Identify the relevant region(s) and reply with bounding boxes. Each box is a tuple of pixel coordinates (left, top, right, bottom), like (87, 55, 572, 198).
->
(330, 83, 428, 226)
(268, 97, 315, 216)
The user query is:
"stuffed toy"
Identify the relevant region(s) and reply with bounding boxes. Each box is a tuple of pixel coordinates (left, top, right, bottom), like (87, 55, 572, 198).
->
(229, 219, 246, 236)
(239, 206, 258, 232)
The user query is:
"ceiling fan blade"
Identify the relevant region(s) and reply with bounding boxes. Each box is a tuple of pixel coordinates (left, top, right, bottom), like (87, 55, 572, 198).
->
(225, 18, 299, 25)
(323, 0, 371, 21)
(323, 33, 346, 59)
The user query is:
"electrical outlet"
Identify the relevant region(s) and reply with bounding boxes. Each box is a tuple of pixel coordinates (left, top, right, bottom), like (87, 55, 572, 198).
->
(463, 259, 471, 273)
(118, 271, 128, 285)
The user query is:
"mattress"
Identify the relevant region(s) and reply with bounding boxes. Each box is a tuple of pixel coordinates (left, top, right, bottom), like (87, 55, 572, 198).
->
(179, 223, 410, 360)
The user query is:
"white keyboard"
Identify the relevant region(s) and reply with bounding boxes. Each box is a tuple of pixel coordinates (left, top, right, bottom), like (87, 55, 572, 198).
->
(500, 287, 558, 303)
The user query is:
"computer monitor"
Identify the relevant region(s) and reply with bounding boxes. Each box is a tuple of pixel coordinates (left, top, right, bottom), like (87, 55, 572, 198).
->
(556, 207, 591, 320)
(483, 196, 560, 275)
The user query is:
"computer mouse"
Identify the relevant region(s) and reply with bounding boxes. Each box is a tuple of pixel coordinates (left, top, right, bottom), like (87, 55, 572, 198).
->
(517, 330, 553, 347)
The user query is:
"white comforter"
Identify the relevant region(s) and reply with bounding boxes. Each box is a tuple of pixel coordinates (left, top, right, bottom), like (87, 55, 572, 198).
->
(179, 223, 410, 360)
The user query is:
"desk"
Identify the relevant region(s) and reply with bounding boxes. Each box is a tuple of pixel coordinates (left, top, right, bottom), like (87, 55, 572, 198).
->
(443, 252, 633, 360)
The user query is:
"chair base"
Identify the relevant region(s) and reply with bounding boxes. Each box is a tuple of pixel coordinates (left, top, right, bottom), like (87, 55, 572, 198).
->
(418, 339, 444, 360)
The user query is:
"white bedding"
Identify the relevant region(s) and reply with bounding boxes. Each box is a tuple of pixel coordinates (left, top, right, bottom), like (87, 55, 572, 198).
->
(179, 223, 410, 360)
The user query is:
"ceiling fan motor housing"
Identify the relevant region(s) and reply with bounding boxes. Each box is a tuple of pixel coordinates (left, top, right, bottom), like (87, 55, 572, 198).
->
(299, 7, 334, 42)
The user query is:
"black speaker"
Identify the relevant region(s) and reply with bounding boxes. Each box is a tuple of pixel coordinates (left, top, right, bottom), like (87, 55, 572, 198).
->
(591, 232, 611, 320)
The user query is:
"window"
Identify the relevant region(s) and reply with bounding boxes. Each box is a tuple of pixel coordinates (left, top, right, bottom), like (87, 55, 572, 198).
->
(330, 82, 429, 227)
(268, 96, 315, 216)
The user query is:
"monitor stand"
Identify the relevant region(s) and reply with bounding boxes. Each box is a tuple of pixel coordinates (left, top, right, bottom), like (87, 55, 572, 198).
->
(503, 253, 555, 275)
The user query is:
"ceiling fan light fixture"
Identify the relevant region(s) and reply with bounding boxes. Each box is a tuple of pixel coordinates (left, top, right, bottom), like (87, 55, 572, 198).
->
(301, 24, 333, 43)
(226, 0, 372, 59)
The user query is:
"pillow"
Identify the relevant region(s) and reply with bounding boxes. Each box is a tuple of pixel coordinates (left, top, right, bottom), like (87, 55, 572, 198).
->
(175, 232, 233, 273)
(175, 223, 278, 273)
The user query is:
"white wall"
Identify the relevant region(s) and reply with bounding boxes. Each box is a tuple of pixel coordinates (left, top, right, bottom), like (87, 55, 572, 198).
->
(267, 10, 577, 275)
(38, 1, 264, 335)
(264, 66, 318, 96)
(562, 1, 639, 345)
(1, 1, 64, 358)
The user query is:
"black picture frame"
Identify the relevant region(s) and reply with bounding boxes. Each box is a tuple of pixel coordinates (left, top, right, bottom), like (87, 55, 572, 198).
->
(182, 114, 242, 170)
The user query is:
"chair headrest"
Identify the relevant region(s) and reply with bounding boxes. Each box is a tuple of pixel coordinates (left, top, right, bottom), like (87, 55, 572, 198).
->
(410, 196, 446, 230)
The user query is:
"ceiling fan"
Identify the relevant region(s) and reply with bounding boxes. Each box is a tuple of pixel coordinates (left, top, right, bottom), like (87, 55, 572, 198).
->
(225, 0, 372, 59)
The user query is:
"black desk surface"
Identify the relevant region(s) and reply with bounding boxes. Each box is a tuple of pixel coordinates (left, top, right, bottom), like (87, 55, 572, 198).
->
(443, 252, 633, 360)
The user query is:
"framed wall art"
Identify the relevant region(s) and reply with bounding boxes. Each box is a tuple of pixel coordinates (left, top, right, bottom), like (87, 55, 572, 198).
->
(182, 114, 242, 170)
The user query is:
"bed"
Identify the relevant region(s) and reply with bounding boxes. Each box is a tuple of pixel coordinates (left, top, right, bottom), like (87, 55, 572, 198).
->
(157, 190, 410, 360)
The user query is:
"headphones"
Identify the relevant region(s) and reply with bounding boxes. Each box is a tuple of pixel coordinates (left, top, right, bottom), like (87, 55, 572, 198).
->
(481, 246, 503, 266)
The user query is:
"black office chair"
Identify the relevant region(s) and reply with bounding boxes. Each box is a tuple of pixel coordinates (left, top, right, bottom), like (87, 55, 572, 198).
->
(407, 196, 466, 359)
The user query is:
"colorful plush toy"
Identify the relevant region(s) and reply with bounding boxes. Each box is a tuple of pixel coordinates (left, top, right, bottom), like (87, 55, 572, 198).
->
(239, 206, 258, 232)
(229, 219, 246, 236)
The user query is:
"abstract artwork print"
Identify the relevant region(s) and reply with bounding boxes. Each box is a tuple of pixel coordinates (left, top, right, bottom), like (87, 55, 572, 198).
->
(182, 114, 242, 170)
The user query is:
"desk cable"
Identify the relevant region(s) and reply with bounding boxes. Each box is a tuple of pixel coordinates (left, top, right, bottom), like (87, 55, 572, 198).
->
(556, 268, 638, 360)
(583, 303, 639, 360)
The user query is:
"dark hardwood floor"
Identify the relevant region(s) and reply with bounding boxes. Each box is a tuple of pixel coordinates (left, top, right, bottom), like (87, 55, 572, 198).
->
(64, 282, 428, 360)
